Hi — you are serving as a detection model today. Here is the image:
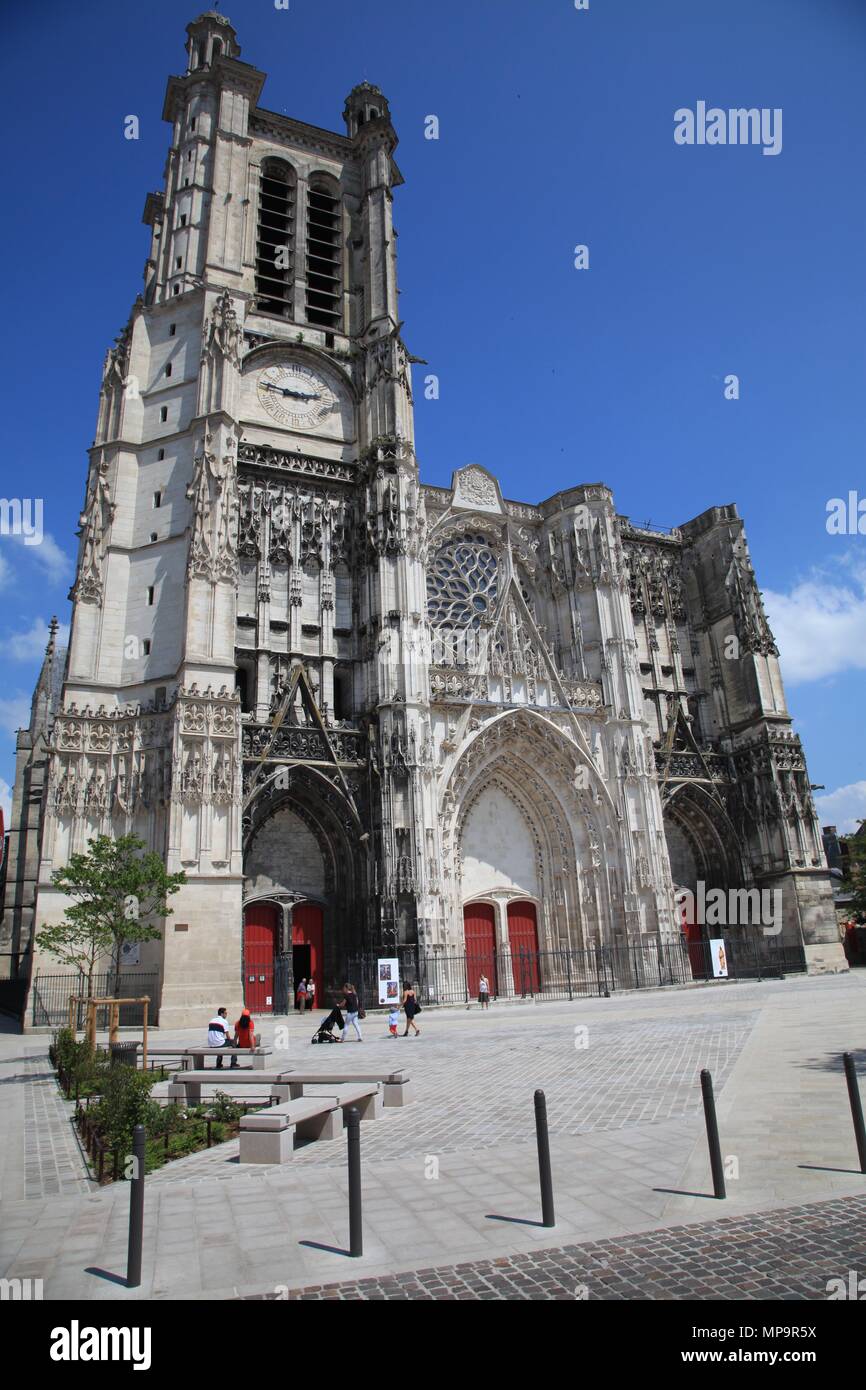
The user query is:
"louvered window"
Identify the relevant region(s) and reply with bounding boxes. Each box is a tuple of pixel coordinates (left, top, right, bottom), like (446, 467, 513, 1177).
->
(305, 179, 342, 328)
(255, 160, 295, 317)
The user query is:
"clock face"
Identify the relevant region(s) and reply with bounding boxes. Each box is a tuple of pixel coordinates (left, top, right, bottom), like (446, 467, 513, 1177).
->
(256, 362, 338, 429)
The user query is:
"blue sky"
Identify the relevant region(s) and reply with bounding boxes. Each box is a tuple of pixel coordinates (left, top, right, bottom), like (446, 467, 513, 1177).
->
(1, 0, 864, 830)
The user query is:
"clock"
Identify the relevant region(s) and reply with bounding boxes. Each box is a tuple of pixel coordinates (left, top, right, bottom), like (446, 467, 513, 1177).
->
(256, 362, 338, 429)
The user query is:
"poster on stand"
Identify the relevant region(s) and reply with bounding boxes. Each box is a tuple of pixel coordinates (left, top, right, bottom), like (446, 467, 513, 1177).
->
(377, 958, 400, 1005)
(709, 940, 728, 978)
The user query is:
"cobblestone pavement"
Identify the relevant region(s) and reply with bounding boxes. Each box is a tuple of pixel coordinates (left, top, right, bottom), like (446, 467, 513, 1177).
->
(262, 1194, 866, 1300)
(2, 974, 865, 1300)
(147, 997, 760, 1181)
(4, 1049, 94, 1201)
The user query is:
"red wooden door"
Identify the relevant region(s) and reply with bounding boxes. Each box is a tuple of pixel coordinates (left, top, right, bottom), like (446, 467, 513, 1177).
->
(292, 902, 324, 1006)
(678, 892, 706, 980)
(243, 903, 278, 1013)
(463, 902, 497, 999)
(507, 901, 540, 994)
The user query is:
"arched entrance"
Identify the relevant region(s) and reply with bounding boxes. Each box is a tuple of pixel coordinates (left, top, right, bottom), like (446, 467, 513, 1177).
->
(242, 764, 368, 1002)
(292, 902, 324, 1008)
(463, 902, 497, 998)
(243, 902, 279, 1013)
(507, 900, 540, 994)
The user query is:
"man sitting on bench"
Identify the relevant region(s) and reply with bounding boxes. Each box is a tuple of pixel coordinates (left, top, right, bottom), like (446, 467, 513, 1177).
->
(207, 1007, 238, 1068)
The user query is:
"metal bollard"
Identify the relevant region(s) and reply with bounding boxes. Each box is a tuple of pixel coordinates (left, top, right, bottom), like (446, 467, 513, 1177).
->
(347, 1107, 363, 1257)
(534, 1089, 555, 1227)
(843, 1052, 866, 1174)
(700, 1069, 726, 1199)
(126, 1123, 146, 1287)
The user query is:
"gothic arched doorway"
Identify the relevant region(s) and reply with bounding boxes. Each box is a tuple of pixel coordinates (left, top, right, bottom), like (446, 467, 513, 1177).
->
(463, 902, 497, 999)
(243, 901, 279, 1013)
(243, 765, 368, 999)
(508, 900, 540, 994)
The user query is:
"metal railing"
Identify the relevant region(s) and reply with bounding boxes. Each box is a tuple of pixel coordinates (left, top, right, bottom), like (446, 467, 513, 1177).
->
(31, 972, 160, 1029)
(347, 935, 806, 1008)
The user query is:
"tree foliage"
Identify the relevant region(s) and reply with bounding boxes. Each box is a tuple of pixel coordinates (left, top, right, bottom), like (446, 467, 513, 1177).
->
(37, 835, 185, 993)
(842, 826, 866, 922)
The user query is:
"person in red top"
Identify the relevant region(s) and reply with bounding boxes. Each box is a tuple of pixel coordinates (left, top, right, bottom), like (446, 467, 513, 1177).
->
(234, 1007, 256, 1053)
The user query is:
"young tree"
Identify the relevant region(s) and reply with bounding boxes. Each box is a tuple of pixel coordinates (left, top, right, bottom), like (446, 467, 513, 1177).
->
(37, 835, 186, 997)
(842, 825, 866, 922)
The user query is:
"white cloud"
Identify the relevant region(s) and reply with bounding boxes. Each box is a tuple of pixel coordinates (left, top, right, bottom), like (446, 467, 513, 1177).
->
(0, 530, 71, 585)
(0, 695, 31, 738)
(764, 558, 866, 684)
(0, 777, 11, 825)
(815, 781, 866, 835)
(0, 617, 69, 663)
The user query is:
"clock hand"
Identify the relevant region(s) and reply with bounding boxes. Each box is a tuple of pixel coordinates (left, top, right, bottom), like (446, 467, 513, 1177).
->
(261, 382, 320, 401)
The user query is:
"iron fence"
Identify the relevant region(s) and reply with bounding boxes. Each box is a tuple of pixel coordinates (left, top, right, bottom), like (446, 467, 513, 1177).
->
(30, 972, 160, 1029)
(348, 934, 806, 1008)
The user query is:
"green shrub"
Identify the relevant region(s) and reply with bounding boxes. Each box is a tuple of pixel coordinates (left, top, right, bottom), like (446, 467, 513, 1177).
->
(91, 1066, 156, 1149)
(209, 1090, 243, 1124)
(145, 1101, 188, 1139)
(52, 1028, 108, 1095)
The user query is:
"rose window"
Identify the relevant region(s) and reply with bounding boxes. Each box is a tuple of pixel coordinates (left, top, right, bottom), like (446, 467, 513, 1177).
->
(426, 533, 499, 629)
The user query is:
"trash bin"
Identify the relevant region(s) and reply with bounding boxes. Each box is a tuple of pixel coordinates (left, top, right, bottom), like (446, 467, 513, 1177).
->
(109, 1041, 139, 1068)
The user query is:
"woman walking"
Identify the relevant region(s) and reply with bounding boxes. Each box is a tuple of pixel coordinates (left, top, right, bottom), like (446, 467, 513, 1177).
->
(401, 982, 421, 1036)
(338, 982, 363, 1042)
(295, 978, 307, 1012)
(305, 975, 316, 1011)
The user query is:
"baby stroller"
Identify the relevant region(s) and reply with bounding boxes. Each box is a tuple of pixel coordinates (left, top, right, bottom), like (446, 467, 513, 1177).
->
(311, 1007, 344, 1043)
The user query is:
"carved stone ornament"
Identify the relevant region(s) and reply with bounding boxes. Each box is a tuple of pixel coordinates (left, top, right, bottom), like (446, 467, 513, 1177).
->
(453, 466, 501, 514)
(187, 440, 239, 583)
(71, 460, 115, 605)
(203, 290, 242, 365)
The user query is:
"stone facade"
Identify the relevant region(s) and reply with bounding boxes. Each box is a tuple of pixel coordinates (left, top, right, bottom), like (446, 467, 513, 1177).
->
(1, 12, 844, 1025)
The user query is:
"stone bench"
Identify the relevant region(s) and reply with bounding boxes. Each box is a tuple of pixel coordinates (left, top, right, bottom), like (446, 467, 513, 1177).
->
(275, 1081, 382, 1124)
(167, 1070, 291, 1105)
(239, 1097, 339, 1164)
(167, 1067, 414, 1111)
(185, 1046, 272, 1071)
(125, 1043, 272, 1071)
(270, 1070, 414, 1109)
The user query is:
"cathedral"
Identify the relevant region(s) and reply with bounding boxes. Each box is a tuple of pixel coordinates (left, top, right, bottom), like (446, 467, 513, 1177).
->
(1, 12, 844, 1028)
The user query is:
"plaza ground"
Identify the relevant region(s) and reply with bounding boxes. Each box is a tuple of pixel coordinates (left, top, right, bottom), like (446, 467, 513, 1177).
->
(0, 972, 864, 1300)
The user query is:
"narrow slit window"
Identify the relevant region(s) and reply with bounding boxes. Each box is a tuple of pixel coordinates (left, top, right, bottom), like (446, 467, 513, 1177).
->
(160, 406, 168, 421)
(147, 586, 155, 606)
(254, 159, 295, 317)
(142, 639, 151, 656)
(153, 491, 162, 508)
(165, 363, 172, 377)
(305, 180, 342, 329)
